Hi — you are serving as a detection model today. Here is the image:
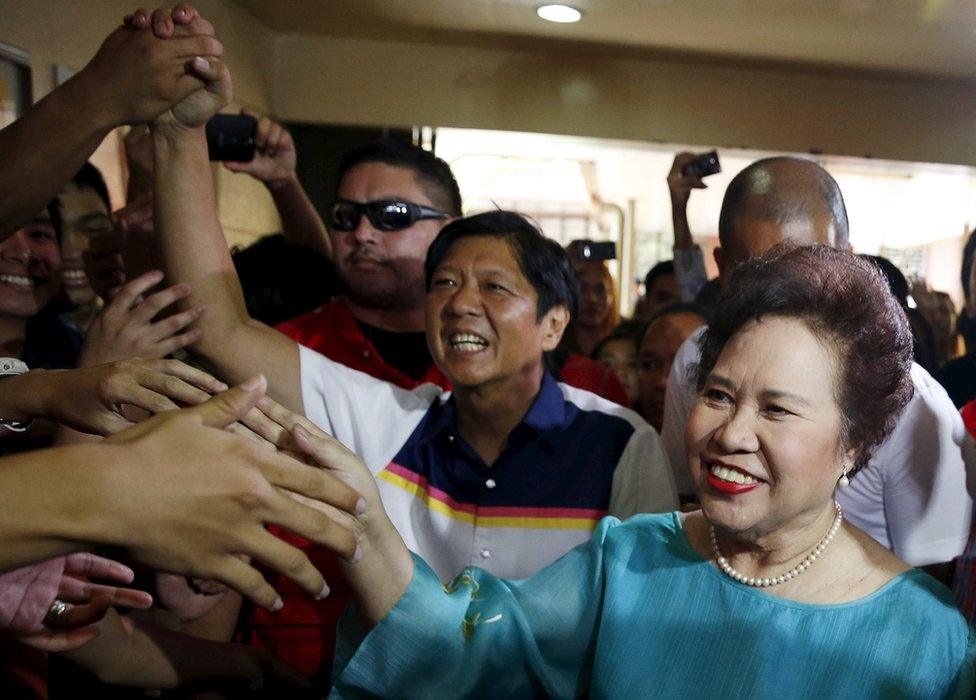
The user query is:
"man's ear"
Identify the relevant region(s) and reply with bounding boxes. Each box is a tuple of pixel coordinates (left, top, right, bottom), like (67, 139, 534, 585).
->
(541, 305, 570, 351)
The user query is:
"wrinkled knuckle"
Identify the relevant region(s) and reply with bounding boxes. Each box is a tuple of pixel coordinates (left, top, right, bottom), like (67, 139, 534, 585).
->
(282, 549, 309, 578)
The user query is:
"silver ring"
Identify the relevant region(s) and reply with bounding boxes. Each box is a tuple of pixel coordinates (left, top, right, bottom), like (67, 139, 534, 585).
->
(44, 599, 69, 629)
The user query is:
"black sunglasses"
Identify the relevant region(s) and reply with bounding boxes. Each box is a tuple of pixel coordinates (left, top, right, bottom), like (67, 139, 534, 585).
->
(328, 199, 449, 232)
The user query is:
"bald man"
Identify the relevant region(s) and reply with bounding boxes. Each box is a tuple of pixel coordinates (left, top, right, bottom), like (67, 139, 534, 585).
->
(661, 157, 971, 578)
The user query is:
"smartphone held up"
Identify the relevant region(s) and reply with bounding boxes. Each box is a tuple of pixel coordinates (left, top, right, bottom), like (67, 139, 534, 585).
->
(205, 114, 257, 162)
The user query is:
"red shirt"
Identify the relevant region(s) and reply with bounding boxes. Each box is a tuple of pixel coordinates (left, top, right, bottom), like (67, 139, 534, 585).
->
(245, 299, 629, 679)
(962, 399, 976, 438)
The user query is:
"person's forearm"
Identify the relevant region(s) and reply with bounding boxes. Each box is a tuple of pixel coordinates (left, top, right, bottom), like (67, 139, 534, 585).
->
(0, 369, 67, 423)
(61, 610, 280, 688)
(671, 200, 694, 250)
(269, 175, 332, 260)
(152, 125, 304, 410)
(152, 127, 255, 374)
(0, 72, 114, 239)
(0, 443, 128, 570)
(341, 510, 415, 630)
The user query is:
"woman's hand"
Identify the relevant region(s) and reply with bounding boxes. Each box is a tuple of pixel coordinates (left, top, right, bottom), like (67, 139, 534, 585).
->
(0, 553, 152, 652)
(78, 270, 205, 367)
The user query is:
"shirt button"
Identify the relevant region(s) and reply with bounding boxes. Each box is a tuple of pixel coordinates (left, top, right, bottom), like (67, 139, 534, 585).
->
(362, 350, 370, 358)
(485, 478, 497, 489)
(480, 549, 491, 559)
(447, 434, 455, 443)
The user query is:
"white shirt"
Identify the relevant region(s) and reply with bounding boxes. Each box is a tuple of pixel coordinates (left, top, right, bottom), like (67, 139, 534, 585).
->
(661, 327, 974, 566)
(300, 345, 677, 581)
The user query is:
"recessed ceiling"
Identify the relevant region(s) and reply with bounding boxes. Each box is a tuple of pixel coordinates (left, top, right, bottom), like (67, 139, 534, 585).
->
(231, 0, 976, 80)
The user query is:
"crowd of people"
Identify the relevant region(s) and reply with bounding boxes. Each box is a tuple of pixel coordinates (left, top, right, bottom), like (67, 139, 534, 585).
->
(0, 4, 973, 698)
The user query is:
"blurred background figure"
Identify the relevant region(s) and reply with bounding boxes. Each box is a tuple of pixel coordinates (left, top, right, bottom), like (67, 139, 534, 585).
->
(637, 303, 707, 432)
(590, 323, 640, 406)
(634, 261, 678, 322)
(563, 253, 619, 357)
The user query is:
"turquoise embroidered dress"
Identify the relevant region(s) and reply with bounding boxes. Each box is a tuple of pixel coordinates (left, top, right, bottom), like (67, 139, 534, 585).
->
(333, 513, 974, 699)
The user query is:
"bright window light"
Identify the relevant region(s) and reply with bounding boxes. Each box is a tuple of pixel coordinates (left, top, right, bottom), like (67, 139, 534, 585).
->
(537, 4, 583, 23)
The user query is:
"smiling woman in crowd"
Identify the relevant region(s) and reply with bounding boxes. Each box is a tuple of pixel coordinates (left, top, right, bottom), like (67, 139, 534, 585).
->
(326, 245, 974, 698)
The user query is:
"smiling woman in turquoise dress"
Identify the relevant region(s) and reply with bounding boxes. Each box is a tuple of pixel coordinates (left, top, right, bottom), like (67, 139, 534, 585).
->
(322, 245, 974, 699)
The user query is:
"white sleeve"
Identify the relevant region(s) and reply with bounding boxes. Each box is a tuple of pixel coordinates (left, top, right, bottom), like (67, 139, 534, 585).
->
(660, 328, 706, 495)
(609, 424, 678, 519)
(672, 247, 708, 303)
(867, 364, 973, 566)
(298, 345, 439, 473)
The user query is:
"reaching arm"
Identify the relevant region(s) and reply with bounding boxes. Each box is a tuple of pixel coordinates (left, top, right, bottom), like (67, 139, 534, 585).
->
(0, 380, 364, 613)
(150, 60, 303, 411)
(667, 152, 709, 302)
(223, 110, 332, 260)
(60, 608, 308, 691)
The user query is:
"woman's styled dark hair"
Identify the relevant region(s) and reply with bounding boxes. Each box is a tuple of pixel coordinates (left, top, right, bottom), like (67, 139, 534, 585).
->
(424, 210, 579, 322)
(695, 244, 914, 473)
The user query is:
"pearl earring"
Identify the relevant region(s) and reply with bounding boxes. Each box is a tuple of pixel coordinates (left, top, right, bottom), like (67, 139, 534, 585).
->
(838, 462, 851, 488)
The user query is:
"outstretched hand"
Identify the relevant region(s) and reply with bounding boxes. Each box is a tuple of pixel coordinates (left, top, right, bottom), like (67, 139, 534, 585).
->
(78, 270, 205, 367)
(0, 553, 152, 652)
(102, 377, 365, 611)
(46, 358, 225, 435)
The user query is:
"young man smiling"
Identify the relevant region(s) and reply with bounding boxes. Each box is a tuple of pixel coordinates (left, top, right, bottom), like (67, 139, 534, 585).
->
(148, 54, 675, 680)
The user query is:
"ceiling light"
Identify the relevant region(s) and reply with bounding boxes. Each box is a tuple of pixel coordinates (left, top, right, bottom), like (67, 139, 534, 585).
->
(536, 4, 583, 23)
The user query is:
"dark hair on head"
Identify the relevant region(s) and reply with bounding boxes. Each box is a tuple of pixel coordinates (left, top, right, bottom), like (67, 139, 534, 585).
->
(861, 255, 909, 309)
(68, 162, 111, 212)
(718, 157, 849, 249)
(424, 210, 579, 322)
(337, 139, 462, 217)
(591, 321, 641, 360)
(644, 260, 675, 293)
(695, 244, 914, 474)
(961, 228, 976, 302)
(639, 301, 709, 347)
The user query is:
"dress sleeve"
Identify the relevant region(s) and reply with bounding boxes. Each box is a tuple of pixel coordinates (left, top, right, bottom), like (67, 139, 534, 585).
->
(331, 518, 620, 699)
(947, 628, 976, 699)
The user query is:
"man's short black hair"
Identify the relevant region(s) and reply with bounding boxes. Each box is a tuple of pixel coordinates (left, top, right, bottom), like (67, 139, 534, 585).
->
(424, 210, 579, 322)
(961, 228, 976, 302)
(862, 254, 909, 309)
(69, 162, 111, 212)
(638, 301, 709, 347)
(337, 140, 462, 217)
(718, 156, 849, 248)
(644, 260, 675, 293)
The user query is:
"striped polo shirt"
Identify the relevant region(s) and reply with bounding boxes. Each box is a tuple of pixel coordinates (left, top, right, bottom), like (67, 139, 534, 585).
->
(300, 345, 677, 581)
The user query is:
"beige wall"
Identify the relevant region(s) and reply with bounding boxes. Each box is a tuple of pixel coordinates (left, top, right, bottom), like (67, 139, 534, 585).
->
(272, 33, 976, 168)
(2, 0, 281, 247)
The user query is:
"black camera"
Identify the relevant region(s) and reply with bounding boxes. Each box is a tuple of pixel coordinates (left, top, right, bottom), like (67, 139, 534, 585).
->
(205, 114, 257, 162)
(682, 150, 721, 179)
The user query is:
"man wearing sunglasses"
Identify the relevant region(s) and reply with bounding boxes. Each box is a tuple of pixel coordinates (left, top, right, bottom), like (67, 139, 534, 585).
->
(274, 140, 462, 395)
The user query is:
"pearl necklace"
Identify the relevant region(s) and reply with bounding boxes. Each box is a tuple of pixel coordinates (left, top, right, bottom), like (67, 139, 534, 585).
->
(710, 501, 843, 588)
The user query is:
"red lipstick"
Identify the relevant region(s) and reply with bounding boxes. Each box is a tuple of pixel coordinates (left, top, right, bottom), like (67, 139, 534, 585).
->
(706, 472, 762, 494)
